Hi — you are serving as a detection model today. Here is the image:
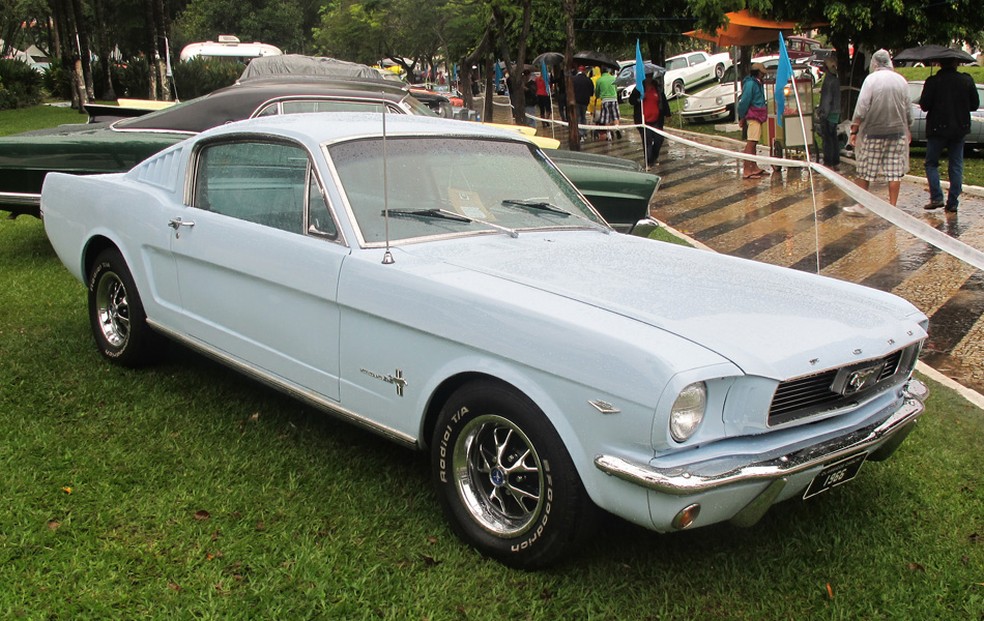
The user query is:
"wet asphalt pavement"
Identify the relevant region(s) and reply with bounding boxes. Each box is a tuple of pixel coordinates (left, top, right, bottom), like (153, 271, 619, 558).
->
(529, 112, 984, 400)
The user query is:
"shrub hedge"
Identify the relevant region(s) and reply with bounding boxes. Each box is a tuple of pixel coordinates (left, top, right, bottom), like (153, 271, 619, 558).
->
(0, 59, 43, 110)
(31, 56, 243, 108)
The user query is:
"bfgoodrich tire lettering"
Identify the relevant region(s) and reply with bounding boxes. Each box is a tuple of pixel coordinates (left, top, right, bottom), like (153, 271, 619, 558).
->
(432, 380, 594, 568)
(87, 249, 161, 367)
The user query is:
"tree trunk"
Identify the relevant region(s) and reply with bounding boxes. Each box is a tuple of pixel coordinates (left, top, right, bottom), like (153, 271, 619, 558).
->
(69, 0, 94, 101)
(91, 0, 116, 100)
(483, 56, 494, 122)
(460, 25, 491, 113)
(563, 0, 579, 150)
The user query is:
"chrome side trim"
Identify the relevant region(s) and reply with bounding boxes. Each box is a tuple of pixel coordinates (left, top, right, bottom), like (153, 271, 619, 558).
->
(595, 380, 927, 496)
(147, 320, 417, 448)
(0, 191, 41, 207)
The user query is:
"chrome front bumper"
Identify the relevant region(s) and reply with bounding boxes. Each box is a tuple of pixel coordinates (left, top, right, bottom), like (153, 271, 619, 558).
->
(595, 379, 928, 497)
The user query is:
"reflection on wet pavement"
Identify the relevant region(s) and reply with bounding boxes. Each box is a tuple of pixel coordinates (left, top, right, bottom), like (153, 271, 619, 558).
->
(565, 124, 984, 397)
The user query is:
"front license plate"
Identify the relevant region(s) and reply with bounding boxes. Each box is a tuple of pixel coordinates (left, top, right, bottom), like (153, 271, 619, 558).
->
(803, 452, 867, 499)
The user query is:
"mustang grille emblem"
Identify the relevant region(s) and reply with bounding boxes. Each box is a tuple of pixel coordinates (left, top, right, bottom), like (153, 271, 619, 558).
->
(833, 361, 886, 396)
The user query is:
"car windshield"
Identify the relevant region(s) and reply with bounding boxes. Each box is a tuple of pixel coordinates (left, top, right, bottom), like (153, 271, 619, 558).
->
(328, 136, 605, 245)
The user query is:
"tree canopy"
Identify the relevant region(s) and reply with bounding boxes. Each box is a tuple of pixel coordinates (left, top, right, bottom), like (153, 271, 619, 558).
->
(2, 0, 981, 108)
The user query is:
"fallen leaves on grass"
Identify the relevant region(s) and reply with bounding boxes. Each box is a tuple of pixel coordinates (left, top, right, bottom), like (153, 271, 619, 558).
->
(61, 486, 72, 494)
(420, 553, 441, 566)
(47, 520, 60, 531)
(907, 562, 926, 572)
(825, 583, 834, 600)
(194, 510, 210, 521)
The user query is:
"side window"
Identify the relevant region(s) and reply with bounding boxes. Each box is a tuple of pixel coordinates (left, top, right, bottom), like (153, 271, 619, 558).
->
(688, 54, 703, 67)
(192, 140, 308, 233)
(281, 100, 389, 114)
(254, 99, 396, 117)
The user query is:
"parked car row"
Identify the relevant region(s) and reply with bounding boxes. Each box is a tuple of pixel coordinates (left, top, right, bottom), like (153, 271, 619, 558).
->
(0, 75, 658, 230)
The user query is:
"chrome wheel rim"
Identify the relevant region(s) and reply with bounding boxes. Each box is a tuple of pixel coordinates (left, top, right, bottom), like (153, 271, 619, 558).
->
(95, 270, 130, 348)
(453, 414, 543, 537)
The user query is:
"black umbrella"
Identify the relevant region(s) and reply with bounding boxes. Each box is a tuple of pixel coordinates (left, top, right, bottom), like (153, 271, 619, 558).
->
(614, 62, 666, 87)
(894, 44, 975, 64)
(532, 52, 565, 68)
(573, 50, 620, 71)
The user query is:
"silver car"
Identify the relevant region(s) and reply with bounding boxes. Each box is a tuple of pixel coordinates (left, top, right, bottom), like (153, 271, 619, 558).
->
(908, 80, 984, 146)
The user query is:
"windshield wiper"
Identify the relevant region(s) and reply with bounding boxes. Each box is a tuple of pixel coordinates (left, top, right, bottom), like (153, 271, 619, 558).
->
(501, 198, 572, 215)
(385, 208, 472, 222)
(500, 198, 612, 234)
(383, 208, 518, 238)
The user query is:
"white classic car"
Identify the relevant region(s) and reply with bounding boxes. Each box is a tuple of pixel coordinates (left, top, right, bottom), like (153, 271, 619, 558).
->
(42, 113, 928, 568)
(682, 57, 820, 124)
(663, 50, 732, 99)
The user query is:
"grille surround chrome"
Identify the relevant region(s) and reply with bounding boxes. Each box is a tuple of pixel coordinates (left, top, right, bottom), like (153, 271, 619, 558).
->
(768, 346, 918, 426)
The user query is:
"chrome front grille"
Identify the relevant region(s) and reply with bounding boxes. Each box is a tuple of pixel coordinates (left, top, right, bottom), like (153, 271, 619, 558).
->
(768, 347, 910, 426)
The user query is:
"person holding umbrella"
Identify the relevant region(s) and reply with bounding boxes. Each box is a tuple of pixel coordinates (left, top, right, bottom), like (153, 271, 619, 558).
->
(919, 57, 980, 213)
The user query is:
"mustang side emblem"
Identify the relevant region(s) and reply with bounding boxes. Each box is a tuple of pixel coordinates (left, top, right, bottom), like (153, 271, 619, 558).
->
(360, 368, 408, 397)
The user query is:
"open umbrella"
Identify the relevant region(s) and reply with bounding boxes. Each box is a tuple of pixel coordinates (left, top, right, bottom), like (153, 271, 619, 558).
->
(614, 62, 666, 87)
(532, 52, 565, 67)
(573, 50, 620, 71)
(894, 44, 975, 64)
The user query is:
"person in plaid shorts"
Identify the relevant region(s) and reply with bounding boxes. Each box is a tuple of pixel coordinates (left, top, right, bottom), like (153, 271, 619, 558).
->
(845, 49, 913, 214)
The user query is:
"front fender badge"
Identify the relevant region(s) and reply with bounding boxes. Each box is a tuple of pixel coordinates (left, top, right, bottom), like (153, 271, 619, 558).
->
(589, 400, 620, 414)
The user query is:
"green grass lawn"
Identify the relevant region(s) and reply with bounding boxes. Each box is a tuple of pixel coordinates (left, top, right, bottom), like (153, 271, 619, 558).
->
(0, 104, 85, 136)
(1, 211, 982, 617)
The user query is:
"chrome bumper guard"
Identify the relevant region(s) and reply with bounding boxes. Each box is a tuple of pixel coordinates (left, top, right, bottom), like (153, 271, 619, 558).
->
(595, 379, 927, 496)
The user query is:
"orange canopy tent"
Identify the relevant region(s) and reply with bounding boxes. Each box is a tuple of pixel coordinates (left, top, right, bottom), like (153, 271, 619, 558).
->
(686, 10, 826, 47)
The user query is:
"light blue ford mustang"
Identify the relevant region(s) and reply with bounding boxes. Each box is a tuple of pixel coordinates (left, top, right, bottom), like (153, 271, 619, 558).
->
(41, 112, 928, 568)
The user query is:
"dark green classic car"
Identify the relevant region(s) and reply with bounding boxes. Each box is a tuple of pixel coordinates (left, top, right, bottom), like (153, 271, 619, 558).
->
(0, 77, 659, 230)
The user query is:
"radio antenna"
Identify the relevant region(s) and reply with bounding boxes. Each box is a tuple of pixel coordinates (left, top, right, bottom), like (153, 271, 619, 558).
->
(381, 106, 394, 264)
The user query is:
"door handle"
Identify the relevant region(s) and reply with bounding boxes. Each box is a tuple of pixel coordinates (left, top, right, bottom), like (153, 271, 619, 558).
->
(168, 217, 195, 238)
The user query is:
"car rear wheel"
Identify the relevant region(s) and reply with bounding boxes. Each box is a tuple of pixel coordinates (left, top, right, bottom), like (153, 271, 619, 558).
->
(431, 380, 595, 568)
(88, 248, 161, 367)
(715, 63, 725, 79)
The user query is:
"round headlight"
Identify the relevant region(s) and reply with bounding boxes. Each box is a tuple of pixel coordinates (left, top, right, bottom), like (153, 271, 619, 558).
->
(682, 99, 690, 110)
(670, 382, 706, 442)
(715, 96, 723, 105)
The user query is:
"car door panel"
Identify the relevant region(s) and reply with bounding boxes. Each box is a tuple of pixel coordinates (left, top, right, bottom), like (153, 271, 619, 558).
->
(171, 140, 345, 401)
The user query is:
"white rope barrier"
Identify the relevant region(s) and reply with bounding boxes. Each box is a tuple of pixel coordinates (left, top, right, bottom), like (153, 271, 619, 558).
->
(649, 123, 984, 273)
(519, 113, 984, 273)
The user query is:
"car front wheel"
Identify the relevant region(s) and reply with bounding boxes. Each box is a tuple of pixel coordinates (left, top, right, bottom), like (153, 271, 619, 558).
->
(672, 80, 685, 97)
(88, 248, 161, 366)
(431, 380, 594, 568)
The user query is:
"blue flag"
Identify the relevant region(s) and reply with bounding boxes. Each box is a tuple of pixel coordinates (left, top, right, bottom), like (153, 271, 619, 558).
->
(634, 39, 645, 100)
(540, 60, 550, 93)
(775, 32, 795, 127)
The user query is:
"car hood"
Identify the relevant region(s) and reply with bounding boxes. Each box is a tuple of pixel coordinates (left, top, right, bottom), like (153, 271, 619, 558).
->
(405, 232, 925, 380)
